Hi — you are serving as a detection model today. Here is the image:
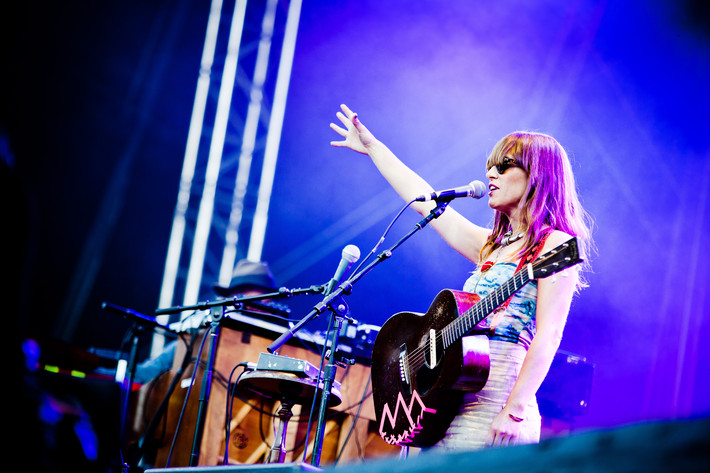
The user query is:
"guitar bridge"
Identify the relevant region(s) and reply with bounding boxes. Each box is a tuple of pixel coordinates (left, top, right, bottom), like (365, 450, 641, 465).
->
(429, 329, 437, 367)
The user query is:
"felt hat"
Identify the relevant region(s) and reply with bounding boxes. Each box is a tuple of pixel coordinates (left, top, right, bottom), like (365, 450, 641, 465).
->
(213, 259, 277, 296)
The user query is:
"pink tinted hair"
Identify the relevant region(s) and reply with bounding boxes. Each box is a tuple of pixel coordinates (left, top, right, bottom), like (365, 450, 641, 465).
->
(481, 131, 593, 280)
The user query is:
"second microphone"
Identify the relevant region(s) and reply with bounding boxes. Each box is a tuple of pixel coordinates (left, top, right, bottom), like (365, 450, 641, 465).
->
(324, 244, 361, 296)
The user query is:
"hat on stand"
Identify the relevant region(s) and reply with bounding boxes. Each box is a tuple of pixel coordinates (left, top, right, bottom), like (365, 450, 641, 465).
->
(213, 259, 277, 296)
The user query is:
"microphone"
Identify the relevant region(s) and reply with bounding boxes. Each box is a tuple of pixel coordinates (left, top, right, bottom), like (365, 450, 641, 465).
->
(415, 180, 487, 203)
(101, 302, 178, 333)
(324, 244, 361, 295)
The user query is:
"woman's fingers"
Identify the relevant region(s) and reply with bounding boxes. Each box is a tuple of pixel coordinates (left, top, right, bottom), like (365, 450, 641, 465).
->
(492, 431, 510, 447)
(330, 122, 347, 137)
(340, 104, 368, 132)
(352, 113, 364, 131)
(340, 103, 355, 118)
(336, 110, 351, 128)
(329, 116, 351, 148)
(330, 104, 370, 153)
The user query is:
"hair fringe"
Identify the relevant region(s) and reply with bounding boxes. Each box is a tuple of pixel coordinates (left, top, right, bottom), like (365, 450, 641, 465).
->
(480, 132, 594, 287)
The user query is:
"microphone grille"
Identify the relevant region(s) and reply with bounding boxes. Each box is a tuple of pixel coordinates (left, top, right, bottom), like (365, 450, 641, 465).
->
(469, 180, 486, 199)
(342, 244, 361, 262)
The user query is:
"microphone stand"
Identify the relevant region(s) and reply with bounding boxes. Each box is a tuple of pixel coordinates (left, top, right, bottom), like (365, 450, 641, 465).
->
(152, 285, 324, 467)
(129, 333, 196, 471)
(268, 201, 450, 467)
(101, 302, 179, 456)
(152, 285, 324, 318)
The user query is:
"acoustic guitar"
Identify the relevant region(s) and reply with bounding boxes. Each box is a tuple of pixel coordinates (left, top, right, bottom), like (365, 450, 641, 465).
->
(371, 237, 582, 447)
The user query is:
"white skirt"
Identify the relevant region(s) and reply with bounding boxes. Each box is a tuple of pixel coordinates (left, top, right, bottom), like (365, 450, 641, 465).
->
(430, 339, 541, 452)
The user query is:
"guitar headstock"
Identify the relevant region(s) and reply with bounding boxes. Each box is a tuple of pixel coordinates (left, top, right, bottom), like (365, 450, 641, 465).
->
(531, 237, 582, 280)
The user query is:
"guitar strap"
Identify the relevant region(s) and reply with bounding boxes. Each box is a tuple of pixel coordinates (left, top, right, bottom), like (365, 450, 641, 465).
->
(500, 227, 553, 310)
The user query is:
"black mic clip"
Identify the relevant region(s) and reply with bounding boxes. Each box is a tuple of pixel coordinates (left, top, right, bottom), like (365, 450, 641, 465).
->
(415, 180, 486, 203)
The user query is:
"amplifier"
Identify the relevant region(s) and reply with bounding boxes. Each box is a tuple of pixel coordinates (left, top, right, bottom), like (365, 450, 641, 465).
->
(538, 350, 594, 420)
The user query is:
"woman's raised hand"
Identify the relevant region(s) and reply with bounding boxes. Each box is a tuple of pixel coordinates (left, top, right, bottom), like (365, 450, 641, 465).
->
(330, 104, 377, 154)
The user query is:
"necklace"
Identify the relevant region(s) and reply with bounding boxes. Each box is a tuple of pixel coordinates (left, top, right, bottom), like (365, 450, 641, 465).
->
(478, 230, 525, 275)
(501, 230, 525, 246)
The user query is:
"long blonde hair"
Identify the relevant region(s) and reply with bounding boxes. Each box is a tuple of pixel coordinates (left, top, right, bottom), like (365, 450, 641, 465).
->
(480, 131, 593, 280)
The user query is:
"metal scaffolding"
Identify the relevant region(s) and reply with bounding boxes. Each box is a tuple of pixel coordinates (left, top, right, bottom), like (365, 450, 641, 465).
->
(154, 0, 301, 354)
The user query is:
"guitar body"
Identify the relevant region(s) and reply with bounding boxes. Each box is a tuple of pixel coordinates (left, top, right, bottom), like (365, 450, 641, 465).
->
(371, 289, 490, 447)
(371, 237, 582, 447)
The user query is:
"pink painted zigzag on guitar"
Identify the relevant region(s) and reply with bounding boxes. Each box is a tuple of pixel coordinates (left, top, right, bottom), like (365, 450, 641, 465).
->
(378, 390, 437, 445)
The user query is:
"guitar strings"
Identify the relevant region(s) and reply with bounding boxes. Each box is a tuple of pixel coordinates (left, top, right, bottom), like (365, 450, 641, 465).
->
(403, 247, 571, 375)
(402, 243, 573, 377)
(404, 271, 529, 373)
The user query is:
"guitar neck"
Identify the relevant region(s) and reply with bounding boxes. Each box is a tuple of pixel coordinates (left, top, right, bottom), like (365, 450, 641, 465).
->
(442, 269, 531, 349)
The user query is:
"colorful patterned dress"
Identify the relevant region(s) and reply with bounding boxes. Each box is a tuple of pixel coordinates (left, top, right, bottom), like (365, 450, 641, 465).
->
(431, 261, 542, 451)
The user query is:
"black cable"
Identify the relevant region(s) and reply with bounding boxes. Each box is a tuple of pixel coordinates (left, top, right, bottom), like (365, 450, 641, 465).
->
(164, 325, 211, 467)
(115, 320, 190, 468)
(334, 373, 372, 465)
(221, 361, 250, 465)
(288, 201, 412, 462)
(350, 200, 415, 276)
(217, 360, 374, 464)
(138, 331, 191, 428)
(301, 312, 336, 463)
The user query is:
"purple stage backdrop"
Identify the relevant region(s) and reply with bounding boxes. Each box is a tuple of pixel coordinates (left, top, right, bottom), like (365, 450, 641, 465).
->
(4, 0, 709, 439)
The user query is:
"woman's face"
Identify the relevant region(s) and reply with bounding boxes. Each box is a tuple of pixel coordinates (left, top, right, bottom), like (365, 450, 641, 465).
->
(485, 156, 529, 217)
